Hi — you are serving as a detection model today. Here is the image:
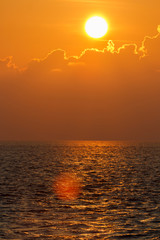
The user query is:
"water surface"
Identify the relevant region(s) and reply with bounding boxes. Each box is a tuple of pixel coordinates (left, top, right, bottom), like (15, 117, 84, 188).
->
(0, 141, 160, 239)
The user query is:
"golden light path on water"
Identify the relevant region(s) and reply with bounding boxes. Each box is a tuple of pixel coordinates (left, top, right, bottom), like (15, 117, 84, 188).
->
(53, 172, 81, 201)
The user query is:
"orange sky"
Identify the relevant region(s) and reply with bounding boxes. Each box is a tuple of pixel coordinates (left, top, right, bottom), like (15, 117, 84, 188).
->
(0, 0, 160, 141)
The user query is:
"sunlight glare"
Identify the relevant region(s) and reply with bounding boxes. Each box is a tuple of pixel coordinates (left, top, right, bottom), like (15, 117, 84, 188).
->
(85, 16, 108, 39)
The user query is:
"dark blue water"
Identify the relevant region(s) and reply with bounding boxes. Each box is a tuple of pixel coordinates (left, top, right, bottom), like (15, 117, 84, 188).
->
(0, 141, 160, 239)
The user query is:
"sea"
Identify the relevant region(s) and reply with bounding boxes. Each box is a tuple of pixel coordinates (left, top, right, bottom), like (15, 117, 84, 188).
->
(0, 141, 160, 239)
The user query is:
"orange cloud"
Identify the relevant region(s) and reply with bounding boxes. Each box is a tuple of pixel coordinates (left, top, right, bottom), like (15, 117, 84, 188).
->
(27, 49, 67, 74)
(140, 26, 160, 58)
(0, 56, 19, 77)
(0, 26, 160, 141)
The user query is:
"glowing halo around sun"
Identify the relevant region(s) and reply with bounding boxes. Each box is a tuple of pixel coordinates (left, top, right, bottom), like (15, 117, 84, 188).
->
(85, 16, 108, 39)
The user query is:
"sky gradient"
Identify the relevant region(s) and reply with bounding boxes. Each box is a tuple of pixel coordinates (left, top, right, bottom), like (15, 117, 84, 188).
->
(0, 0, 160, 141)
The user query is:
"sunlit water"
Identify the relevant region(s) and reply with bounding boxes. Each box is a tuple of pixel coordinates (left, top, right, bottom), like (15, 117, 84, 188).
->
(0, 141, 160, 239)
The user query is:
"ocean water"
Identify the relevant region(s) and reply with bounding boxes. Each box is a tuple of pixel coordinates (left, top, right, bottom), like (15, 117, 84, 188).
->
(0, 141, 160, 239)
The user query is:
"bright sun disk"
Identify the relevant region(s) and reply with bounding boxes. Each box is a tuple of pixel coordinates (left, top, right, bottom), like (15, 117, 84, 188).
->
(85, 16, 108, 39)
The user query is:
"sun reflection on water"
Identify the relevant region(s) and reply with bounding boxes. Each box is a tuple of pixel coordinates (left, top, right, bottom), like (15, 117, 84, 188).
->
(53, 172, 81, 201)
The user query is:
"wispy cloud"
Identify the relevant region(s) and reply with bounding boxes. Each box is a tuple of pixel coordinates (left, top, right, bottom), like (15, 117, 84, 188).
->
(55, 0, 124, 6)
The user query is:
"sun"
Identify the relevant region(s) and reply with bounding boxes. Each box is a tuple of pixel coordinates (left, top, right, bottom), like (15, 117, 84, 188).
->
(85, 16, 108, 39)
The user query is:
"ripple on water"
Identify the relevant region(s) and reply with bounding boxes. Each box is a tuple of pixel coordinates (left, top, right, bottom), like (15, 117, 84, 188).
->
(0, 141, 160, 239)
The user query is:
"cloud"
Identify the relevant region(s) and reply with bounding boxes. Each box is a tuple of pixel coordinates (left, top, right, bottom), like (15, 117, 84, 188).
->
(0, 26, 160, 141)
(140, 26, 160, 57)
(27, 49, 67, 74)
(0, 56, 19, 77)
